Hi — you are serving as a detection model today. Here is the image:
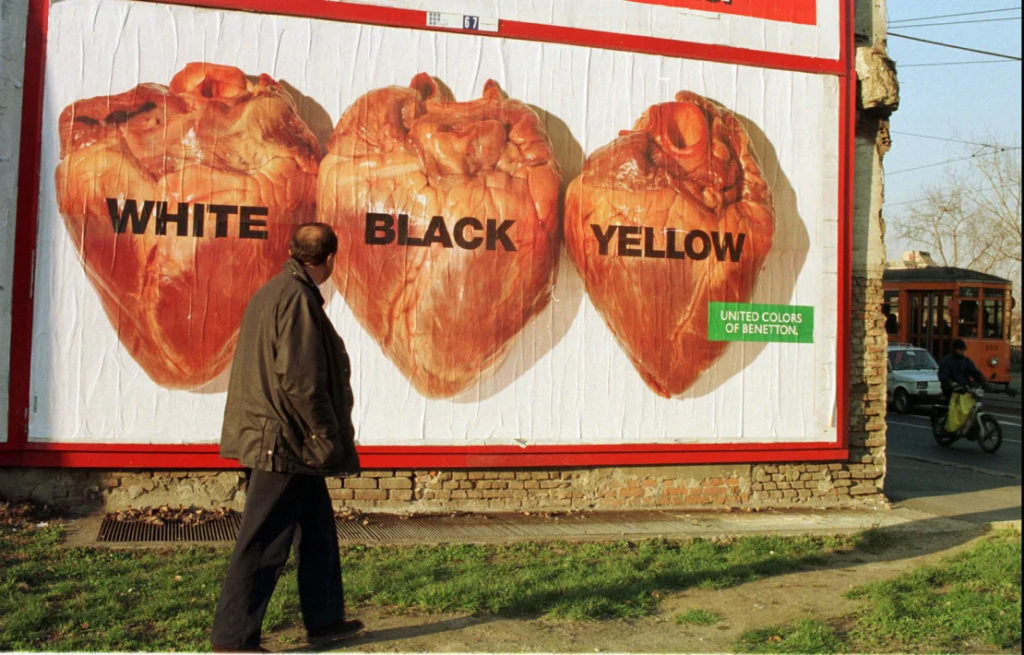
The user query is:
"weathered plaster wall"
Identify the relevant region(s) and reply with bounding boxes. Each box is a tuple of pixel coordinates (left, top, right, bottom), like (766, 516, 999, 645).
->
(0, 0, 29, 444)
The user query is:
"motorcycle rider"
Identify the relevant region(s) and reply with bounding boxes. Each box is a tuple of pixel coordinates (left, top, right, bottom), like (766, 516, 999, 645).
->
(938, 338, 987, 399)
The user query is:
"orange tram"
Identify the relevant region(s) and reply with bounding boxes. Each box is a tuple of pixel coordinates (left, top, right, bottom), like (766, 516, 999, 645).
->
(882, 267, 1016, 395)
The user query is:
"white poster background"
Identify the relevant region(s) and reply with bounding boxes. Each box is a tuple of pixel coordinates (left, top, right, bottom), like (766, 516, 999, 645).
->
(349, 0, 842, 60)
(29, 0, 839, 446)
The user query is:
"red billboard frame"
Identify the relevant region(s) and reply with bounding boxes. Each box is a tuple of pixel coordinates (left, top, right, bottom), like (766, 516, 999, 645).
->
(626, 0, 818, 26)
(2, 0, 854, 469)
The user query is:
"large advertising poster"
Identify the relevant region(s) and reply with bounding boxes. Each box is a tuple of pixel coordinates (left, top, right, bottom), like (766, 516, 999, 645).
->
(20, 0, 846, 461)
(350, 0, 840, 60)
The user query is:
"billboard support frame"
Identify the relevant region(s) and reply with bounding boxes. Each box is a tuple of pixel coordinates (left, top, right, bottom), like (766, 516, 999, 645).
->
(4, 0, 856, 468)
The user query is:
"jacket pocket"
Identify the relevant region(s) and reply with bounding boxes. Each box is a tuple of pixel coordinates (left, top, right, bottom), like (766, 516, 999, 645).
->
(302, 432, 345, 469)
(258, 417, 287, 468)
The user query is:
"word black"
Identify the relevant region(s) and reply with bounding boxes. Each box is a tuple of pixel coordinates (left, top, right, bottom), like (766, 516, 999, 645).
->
(106, 199, 269, 239)
(590, 225, 746, 262)
(366, 213, 517, 252)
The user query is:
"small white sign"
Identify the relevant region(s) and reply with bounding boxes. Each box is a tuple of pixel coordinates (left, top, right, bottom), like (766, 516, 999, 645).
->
(426, 11, 498, 32)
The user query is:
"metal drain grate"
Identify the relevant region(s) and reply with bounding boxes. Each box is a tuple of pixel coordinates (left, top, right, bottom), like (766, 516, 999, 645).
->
(98, 513, 242, 542)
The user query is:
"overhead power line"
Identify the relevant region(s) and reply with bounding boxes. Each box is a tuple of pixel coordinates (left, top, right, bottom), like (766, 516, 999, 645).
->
(899, 60, 1021, 67)
(887, 32, 1023, 61)
(884, 184, 1019, 208)
(884, 185, 1019, 208)
(886, 148, 1021, 176)
(892, 17, 1021, 29)
(889, 7, 1022, 24)
(891, 132, 1009, 149)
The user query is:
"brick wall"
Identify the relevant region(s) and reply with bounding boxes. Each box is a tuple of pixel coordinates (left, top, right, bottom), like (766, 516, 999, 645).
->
(0, 457, 888, 515)
(0, 468, 248, 514)
(329, 467, 755, 513)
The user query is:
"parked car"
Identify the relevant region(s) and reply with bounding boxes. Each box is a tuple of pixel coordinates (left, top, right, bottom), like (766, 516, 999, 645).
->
(887, 344, 943, 413)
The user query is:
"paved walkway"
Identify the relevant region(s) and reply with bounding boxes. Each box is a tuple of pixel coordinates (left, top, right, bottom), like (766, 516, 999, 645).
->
(61, 506, 1019, 549)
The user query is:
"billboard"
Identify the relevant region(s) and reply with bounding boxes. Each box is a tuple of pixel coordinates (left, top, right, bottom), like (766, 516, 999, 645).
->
(6, 0, 851, 466)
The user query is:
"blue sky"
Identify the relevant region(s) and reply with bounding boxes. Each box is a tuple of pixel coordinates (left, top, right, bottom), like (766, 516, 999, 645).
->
(881, 1, 1022, 259)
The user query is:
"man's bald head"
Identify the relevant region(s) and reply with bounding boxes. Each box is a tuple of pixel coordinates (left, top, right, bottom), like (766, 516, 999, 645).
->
(290, 223, 338, 266)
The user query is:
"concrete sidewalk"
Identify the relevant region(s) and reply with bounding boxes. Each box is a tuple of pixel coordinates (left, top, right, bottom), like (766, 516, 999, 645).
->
(60, 506, 1020, 550)
(329, 507, 1003, 545)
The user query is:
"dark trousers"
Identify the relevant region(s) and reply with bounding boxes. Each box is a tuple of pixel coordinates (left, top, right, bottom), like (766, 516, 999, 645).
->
(211, 469, 345, 649)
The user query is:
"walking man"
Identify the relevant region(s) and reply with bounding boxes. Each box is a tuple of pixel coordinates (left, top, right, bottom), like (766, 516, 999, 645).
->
(212, 223, 363, 652)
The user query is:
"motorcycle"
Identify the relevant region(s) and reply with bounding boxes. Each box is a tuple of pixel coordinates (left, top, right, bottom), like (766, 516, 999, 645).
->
(930, 385, 1003, 453)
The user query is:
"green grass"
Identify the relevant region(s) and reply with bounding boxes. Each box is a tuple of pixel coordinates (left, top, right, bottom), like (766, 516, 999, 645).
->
(9, 514, 1016, 654)
(675, 608, 723, 626)
(844, 531, 1022, 652)
(0, 521, 857, 651)
(339, 535, 854, 620)
(0, 525, 245, 651)
(735, 531, 1023, 654)
(737, 619, 846, 653)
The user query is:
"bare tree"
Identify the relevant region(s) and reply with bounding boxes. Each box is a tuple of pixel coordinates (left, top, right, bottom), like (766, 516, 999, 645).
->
(973, 148, 1022, 277)
(888, 145, 1020, 277)
(889, 179, 998, 272)
(887, 139, 1022, 343)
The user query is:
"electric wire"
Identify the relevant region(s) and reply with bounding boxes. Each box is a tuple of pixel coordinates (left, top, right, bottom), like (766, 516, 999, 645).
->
(887, 148, 1021, 176)
(890, 132, 1009, 149)
(884, 184, 1019, 208)
(887, 33, 1022, 60)
(890, 17, 1021, 29)
(899, 60, 1020, 67)
(889, 7, 1021, 25)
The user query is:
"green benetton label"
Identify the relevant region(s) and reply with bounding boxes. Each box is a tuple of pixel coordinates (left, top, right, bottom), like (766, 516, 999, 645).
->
(708, 303, 814, 343)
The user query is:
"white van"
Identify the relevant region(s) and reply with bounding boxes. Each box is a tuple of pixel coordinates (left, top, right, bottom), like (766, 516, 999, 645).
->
(887, 344, 943, 414)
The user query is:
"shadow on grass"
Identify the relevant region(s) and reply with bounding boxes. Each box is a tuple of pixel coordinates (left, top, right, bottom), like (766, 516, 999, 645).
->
(279, 615, 506, 652)
(329, 514, 991, 625)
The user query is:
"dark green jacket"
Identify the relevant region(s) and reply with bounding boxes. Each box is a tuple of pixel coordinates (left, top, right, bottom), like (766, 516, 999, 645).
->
(220, 258, 360, 476)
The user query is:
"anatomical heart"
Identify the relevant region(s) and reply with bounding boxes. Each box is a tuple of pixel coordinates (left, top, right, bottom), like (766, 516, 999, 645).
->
(318, 74, 562, 398)
(565, 91, 775, 397)
(55, 63, 321, 389)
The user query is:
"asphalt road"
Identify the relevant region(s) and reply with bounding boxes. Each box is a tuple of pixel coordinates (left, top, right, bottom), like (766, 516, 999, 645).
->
(883, 389, 1022, 526)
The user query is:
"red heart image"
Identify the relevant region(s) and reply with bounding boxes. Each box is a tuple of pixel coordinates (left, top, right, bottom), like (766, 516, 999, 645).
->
(56, 63, 321, 389)
(565, 91, 775, 397)
(318, 74, 562, 398)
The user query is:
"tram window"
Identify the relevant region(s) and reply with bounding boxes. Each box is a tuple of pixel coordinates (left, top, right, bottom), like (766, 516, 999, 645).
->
(911, 295, 922, 340)
(941, 297, 953, 336)
(959, 299, 979, 338)
(984, 288, 1004, 298)
(983, 299, 1005, 339)
(883, 290, 900, 335)
(961, 287, 979, 298)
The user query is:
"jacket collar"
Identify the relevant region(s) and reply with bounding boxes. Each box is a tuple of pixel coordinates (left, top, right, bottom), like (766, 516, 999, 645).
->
(283, 257, 325, 306)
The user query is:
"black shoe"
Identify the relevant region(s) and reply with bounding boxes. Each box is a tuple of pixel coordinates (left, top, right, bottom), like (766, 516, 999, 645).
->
(307, 618, 365, 646)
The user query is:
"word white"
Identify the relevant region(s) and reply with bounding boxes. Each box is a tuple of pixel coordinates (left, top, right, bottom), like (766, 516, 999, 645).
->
(106, 199, 268, 239)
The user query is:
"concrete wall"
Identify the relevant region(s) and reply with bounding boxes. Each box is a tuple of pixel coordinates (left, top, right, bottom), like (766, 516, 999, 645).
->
(0, 0, 30, 445)
(0, 0, 898, 515)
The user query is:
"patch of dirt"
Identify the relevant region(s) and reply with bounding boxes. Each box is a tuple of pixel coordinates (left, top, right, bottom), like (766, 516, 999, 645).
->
(262, 530, 990, 653)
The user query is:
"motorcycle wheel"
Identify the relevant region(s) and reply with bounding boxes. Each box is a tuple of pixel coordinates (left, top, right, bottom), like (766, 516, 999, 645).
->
(931, 410, 957, 447)
(977, 416, 1003, 454)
